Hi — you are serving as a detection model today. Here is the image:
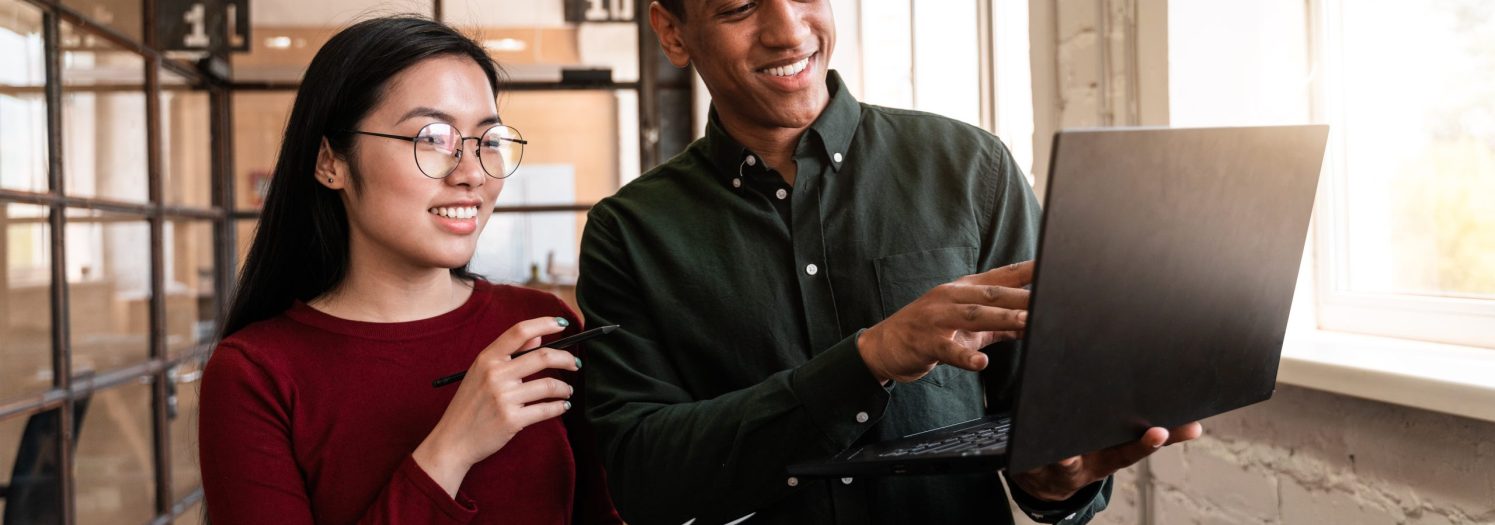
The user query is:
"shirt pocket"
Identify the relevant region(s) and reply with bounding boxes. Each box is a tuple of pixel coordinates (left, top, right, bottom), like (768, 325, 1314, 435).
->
(873, 246, 978, 387)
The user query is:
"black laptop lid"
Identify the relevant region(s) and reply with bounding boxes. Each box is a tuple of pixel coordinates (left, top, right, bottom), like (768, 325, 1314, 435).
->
(1005, 125, 1328, 472)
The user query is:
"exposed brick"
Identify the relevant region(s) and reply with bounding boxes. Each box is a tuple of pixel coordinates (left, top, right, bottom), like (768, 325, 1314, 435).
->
(1280, 473, 1399, 525)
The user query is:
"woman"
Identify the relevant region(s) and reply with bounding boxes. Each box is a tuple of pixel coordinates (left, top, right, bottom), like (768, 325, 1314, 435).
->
(199, 16, 620, 524)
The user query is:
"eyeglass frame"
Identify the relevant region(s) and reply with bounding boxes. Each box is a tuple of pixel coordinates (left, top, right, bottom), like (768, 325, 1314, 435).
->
(346, 122, 529, 179)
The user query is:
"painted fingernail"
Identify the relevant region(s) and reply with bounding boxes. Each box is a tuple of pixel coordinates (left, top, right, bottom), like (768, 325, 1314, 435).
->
(563, 401, 572, 411)
(555, 317, 570, 327)
(575, 357, 583, 369)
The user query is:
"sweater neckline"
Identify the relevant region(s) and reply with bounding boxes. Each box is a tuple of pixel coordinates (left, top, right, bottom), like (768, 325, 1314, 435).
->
(284, 279, 497, 340)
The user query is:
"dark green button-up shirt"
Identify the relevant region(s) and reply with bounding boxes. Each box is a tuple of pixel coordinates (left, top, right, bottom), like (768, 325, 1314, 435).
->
(578, 71, 1109, 525)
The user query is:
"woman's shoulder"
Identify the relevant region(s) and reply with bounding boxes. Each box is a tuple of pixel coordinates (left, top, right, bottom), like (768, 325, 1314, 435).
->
(474, 279, 577, 319)
(478, 281, 571, 311)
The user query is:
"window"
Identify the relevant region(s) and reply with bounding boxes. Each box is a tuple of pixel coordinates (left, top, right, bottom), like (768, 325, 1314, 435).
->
(1168, 0, 1494, 349)
(1311, 0, 1495, 348)
(0, 0, 224, 522)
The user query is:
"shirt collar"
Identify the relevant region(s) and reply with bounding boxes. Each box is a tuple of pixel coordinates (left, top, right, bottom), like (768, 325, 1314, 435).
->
(703, 69, 863, 185)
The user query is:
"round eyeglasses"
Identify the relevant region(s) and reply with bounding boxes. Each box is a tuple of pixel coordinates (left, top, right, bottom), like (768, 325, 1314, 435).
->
(348, 122, 527, 179)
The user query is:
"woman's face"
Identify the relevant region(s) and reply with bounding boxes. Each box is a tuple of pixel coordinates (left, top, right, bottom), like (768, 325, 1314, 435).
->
(332, 55, 505, 272)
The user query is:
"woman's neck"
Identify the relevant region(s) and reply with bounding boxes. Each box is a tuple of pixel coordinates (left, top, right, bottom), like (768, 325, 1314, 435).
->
(307, 250, 473, 323)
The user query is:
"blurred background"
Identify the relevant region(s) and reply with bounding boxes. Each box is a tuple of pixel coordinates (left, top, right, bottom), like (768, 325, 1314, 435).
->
(0, 0, 1491, 523)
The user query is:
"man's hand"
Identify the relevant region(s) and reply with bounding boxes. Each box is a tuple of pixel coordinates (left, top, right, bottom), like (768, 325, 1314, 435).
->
(1011, 422, 1205, 501)
(857, 261, 1035, 383)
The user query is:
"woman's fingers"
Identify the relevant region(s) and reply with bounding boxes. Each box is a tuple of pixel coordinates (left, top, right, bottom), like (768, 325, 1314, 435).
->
(485, 317, 570, 357)
(510, 400, 573, 428)
(501, 377, 574, 406)
(503, 347, 582, 380)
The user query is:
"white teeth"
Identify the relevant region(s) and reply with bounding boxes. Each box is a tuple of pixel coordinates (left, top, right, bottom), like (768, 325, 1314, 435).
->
(764, 56, 810, 77)
(429, 206, 479, 219)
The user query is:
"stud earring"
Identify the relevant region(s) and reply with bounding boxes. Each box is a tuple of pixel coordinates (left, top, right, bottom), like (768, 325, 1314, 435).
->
(327, 176, 334, 184)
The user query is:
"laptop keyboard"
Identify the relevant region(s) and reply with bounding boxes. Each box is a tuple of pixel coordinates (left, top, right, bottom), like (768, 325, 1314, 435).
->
(875, 417, 1011, 458)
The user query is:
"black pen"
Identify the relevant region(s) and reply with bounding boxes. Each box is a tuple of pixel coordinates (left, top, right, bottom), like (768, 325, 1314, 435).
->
(431, 325, 619, 388)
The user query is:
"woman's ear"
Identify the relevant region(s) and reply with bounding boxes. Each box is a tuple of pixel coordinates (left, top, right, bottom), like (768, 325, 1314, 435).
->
(315, 137, 348, 190)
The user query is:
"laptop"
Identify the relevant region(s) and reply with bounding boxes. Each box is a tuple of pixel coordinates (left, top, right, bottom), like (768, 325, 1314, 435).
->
(788, 125, 1329, 476)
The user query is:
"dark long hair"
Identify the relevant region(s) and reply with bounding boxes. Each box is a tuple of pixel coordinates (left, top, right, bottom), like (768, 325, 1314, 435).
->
(221, 16, 501, 338)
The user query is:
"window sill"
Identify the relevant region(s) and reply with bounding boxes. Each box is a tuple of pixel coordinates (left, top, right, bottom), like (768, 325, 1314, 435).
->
(1278, 330, 1495, 423)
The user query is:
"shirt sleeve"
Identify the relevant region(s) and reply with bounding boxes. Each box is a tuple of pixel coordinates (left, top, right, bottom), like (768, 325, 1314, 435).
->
(577, 208, 893, 525)
(198, 342, 477, 525)
(978, 138, 1112, 521)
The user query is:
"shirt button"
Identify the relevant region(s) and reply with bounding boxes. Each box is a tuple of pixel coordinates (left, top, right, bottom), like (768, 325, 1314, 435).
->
(840, 477, 854, 485)
(805, 263, 819, 276)
(775, 188, 788, 200)
(732, 178, 742, 188)
(855, 411, 869, 423)
(745, 155, 757, 167)
(786, 477, 799, 487)
(833, 152, 844, 163)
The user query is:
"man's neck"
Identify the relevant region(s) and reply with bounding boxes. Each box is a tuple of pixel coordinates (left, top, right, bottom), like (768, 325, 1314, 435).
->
(716, 108, 808, 186)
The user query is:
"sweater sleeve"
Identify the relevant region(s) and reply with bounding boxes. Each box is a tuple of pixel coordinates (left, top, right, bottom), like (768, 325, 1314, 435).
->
(199, 342, 478, 525)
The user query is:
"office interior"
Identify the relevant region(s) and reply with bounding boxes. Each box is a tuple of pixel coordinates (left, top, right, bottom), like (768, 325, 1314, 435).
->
(0, 0, 1491, 523)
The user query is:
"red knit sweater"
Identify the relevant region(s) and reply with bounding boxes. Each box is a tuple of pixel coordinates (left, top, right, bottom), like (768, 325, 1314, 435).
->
(199, 281, 621, 524)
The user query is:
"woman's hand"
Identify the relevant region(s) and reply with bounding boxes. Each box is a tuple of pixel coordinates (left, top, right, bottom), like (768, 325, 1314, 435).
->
(413, 316, 581, 497)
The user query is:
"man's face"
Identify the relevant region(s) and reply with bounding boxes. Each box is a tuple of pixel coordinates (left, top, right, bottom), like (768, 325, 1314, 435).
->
(663, 0, 836, 131)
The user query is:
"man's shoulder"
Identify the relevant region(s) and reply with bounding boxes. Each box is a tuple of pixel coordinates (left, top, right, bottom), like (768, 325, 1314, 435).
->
(591, 140, 715, 221)
(857, 102, 1003, 148)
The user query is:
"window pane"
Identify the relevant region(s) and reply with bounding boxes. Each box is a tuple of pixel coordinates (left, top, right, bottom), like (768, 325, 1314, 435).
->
(172, 501, 204, 525)
(0, 410, 64, 524)
(913, 0, 980, 127)
(472, 210, 584, 313)
(235, 218, 256, 274)
(74, 382, 156, 525)
(169, 355, 205, 503)
(161, 69, 213, 208)
(165, 220, 215, 356)
(2, 203, 51, 402)
(59, 0, 141, 43)
(0, 0, 48, 194)
(67, 211, 150, 375)
(439, 0, 642, 84)
(500, 90, 627, 205)
(61, 22, 148, 203)
(236, 0, 432, 82)
(1338, 0, 1495, 299)
(232, 91, 293, 211)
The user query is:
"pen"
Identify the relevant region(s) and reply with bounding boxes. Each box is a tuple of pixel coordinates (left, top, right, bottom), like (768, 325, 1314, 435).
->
(431, 324, 619, 388)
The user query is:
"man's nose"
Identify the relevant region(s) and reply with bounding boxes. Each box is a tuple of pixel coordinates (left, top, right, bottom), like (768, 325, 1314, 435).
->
(757, 0, 810, 49)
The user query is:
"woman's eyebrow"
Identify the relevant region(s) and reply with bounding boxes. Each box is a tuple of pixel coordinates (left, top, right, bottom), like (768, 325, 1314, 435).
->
(396, 106, 503, 128)
(396, 106, 455, 125)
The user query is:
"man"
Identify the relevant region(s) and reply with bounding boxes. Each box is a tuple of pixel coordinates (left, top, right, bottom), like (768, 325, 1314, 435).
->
(577, 1, 1202, 523)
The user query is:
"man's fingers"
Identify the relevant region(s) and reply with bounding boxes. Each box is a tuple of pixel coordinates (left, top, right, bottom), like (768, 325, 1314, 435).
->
(940, 304, 1027, 333)
(943, 284, 1031, 310)
(933, 341, 988, 371)
(960, 260, 1035, 288)
(1087, 427, 1170, 476)
(488, 317, 569, 356)
(1164, 422, 1203, 445)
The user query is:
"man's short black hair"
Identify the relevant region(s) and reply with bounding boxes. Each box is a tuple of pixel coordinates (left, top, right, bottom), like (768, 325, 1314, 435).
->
(658, 0, 686, 21)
